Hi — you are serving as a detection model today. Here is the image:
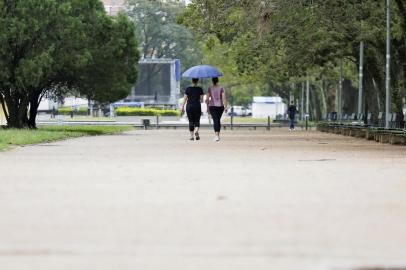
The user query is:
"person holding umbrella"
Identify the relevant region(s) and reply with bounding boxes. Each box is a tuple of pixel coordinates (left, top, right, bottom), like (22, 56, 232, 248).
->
(207, 77, 227, 141)
(181, 78, 204, 140)
(181, 65, 223, 141)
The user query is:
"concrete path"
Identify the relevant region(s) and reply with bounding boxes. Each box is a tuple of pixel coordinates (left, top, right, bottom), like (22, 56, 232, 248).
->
(0, 129, 406, 270)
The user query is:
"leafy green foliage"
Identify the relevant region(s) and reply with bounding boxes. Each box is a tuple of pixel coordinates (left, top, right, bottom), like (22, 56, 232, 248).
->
(125, 0, 203, 91)
(57, 107, 88, 116)
(0, 0, 139, 128)
(126, 0, 202, 66)
(180, 0, 405, 123)
(115, 107, 180, 116)
(75, 13, 140, 104)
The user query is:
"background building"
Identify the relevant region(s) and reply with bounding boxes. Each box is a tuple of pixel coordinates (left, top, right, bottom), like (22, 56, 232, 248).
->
(102, 0, 125, 16)
(252, 96, 287, 119)
(124, 59, 181, 108)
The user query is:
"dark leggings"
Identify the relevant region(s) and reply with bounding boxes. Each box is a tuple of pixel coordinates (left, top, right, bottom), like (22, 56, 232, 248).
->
(186, 106, 201, 132)
(289, 117, 295, 129)
(209, 106, 224, 132)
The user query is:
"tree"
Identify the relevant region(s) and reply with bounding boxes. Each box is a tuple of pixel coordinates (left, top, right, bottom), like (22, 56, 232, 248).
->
(178, 0, 272, 105)
(180, 0, 406, 123)
(74, 13, 140, 105)
(126, 0, 202, 65)
(126, 0, 202, 91)
(0, 0, 139, 128)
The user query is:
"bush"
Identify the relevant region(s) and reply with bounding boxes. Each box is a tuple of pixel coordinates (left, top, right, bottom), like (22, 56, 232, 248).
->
(58, 107, 88, 116)
(115, 107, 180, 117)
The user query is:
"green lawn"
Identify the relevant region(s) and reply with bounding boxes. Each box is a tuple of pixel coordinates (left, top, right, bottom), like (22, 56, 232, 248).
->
(222, 117, 270, 124)
(222, 117, 317, 127)
(46, 116, 116, 122)
(0, 125, 133, 151)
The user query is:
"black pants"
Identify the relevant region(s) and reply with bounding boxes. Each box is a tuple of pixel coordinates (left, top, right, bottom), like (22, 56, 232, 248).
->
(289, 117, 295, 129)
(209, 106, 224, 132)
(186, 106, 201, 132)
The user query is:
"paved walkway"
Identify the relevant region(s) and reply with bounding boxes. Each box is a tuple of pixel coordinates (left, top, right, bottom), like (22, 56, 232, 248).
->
(0, 129, 406, 270)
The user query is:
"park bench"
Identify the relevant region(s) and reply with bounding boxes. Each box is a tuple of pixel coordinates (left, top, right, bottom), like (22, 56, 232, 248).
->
(389, 129, 406, 144)
(365, 112, 404, 142)
(319, 113, 365, 137)
(373, 127, 406, 144)
(341, 114, 349, 124)
(317, 121, 406, 145)
(378, 112, 385, 127)
(316, 122, 343, 134)
(350, 113, 356, 122)
(366, 113, 373, 126)
(340, 124, 352, 136)
(349, 125, 367, 138)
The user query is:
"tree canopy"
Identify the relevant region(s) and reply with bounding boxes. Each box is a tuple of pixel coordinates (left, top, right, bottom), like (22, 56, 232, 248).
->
(179, 0, 406, 123)
(0, 0, 139, 128)
(126, 0, 202, 70)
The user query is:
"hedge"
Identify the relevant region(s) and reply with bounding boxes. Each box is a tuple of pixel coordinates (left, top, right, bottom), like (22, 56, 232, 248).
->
(58, 107, 88, 116)
(115, 107, 180, 117)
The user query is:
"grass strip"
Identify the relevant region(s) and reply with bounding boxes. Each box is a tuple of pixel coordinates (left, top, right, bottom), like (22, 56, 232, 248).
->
(0, 125, 133, 151)
(222, 117, 317, 126)
(222, 117, 269, 124)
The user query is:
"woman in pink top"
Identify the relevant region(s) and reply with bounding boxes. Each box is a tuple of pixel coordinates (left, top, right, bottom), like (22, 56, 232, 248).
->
(206, 77, 227, 141)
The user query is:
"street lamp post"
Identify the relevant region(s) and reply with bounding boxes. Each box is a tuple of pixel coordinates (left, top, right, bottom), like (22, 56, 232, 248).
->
(301, 82, 305, 121)
(358, 41, 364, 123)
(385, 0, 391, 129)
(306, 77, 310, 130)
(306, 78, 310, 116)
(339, 60, 343, 120)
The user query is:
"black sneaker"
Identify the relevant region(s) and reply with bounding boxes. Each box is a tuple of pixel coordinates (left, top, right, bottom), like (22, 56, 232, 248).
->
(190, 137, 194, 141)
(195, 132, 200, 140)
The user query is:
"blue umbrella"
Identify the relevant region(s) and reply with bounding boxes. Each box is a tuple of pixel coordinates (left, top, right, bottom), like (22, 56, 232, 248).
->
(182, 65, 223, 78)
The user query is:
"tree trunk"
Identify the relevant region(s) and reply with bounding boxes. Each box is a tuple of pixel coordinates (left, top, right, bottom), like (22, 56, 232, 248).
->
(3, 92, 30, 128)
(7, 106, 27, 128)
(28, 101, 39, 129)
(320, 79, 327, 117)
(363, 49, 386, 124)
(392, 1, 406, 127)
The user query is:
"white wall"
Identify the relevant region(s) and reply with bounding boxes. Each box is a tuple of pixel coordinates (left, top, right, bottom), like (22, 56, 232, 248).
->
(62, 97, 88, 107)
(252, 102, 287, 118)
(38, 99, 59, 111)
(37, 97, 87, 111)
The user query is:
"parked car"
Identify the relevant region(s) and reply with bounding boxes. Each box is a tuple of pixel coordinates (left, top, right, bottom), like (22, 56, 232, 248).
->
(228, 106, 252, 117)
(245, 108, 252, 116)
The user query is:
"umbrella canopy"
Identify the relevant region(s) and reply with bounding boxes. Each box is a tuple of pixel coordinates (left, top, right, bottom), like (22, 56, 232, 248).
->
(182, 65, 223, 79)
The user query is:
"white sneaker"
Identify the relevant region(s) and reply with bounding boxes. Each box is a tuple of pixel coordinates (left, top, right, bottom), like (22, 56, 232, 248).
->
(214, 136, 220, 142)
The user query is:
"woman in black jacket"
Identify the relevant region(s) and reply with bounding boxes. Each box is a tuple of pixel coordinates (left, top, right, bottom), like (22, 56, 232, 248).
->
(181, 78, 204, 140)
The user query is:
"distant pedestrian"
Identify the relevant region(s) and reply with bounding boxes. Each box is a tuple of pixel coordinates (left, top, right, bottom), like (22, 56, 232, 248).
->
(207, 77, 227, 141)
(287, 101, 298, 131)
(181, 78, 204, 141)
